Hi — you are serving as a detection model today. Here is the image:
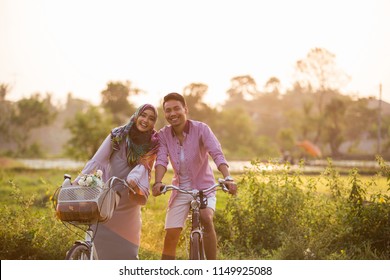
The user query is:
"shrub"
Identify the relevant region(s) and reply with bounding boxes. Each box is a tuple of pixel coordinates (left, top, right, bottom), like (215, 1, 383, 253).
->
(216, 158, 390, 259)
(0, 180, 77, 259)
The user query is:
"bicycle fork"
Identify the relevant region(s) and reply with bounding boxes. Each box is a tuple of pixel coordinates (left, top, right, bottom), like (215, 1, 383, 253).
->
(72, 226, 97, 260)
(190, 197, 206, 259)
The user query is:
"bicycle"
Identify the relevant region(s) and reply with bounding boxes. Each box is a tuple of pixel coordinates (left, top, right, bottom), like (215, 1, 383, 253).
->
(160, 178, 231, 260)
(53, 174, 135, 260)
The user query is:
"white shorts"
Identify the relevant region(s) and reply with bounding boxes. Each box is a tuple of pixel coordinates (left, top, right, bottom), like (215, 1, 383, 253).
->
(165, 192, 217, 229)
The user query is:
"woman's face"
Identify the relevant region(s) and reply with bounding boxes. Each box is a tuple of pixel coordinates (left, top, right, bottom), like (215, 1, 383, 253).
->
(136, 108, 156, 132)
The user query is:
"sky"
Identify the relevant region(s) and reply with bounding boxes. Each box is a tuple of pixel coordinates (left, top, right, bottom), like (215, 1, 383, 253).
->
(1, 0, 390, 108)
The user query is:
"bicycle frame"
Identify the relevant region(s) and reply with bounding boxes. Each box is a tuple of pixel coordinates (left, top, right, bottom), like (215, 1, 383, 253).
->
(161, 179, 229, 260)
(83, 226, 96, 260)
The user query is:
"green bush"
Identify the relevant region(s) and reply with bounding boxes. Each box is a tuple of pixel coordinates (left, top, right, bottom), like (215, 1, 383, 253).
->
(0, 179, 78, 259)
(216, 158, 390, 259)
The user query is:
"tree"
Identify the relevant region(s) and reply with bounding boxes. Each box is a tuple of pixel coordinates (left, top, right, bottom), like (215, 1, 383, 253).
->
(0, 83, 10, 101)
(294, 48, 350, 144)
(264, 77, 281, 95)
(344, 98, 377, 153)
(100, 81, 138, 125)
(295, 48, 350, 93)
(11, 93, 56, 154)
(378, 115, 390, 156)
(214, 107, 261, 159)
(182, 83, 218, 128)
(323, 98, 347, 157)
(0, 84, 14, 141)
(277, 128, 296, 153)
(251, 81, 283, 139)
(226, 75, 258, 103)
(64, 106, 114, 160)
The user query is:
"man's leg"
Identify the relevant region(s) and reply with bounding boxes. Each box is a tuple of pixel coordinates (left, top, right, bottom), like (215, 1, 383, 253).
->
(200, 208, 217, 260)
(162, 227, 182, 259)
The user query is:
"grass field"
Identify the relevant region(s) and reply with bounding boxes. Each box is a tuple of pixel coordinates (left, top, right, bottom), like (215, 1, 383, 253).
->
(0, 157, 389, 260)
(0, 166, 231, 259)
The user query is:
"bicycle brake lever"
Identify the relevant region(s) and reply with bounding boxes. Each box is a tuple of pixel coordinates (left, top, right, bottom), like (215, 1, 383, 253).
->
(122, 179, 136, 194)
(220, 183, 229, 193)
(128, 187, 136, 195)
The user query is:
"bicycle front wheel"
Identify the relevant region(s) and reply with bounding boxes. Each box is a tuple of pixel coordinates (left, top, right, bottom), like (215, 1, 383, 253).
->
(66, 243, 92, 260)
(190, 232, 205, 260)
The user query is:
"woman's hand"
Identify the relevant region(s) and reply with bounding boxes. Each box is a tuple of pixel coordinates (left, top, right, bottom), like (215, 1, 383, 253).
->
(129, 191, 147, 205)
(126, 179, 147, 205)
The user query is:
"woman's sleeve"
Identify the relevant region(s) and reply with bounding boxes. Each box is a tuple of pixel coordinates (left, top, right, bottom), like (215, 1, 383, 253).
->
(74, 134, 112, 183)
(126, 164, 150, 198)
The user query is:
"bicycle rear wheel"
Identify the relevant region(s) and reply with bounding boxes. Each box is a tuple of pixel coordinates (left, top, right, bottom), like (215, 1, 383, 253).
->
(190, 232, 205, 260)
(66, 243, 93, 260)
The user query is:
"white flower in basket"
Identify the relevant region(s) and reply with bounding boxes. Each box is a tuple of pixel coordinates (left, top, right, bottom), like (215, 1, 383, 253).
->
(77, 169, 104, 188)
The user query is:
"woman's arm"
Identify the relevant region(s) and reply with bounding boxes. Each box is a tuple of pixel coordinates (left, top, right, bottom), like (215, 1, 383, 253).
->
(74, 134, 112, 183)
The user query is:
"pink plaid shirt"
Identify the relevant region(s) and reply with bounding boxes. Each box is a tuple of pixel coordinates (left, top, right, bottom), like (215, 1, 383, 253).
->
(156, 120, 229, 200)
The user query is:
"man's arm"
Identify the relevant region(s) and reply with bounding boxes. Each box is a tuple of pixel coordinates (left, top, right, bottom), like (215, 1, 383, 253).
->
(152, 164, 167, 196)
(152, 129, 169, 196)
(218, 163, 230, 179)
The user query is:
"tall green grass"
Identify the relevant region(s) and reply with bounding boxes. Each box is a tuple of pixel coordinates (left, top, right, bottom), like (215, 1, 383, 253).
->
(216, 158, 390, 259)
(0, 158, 389, 259)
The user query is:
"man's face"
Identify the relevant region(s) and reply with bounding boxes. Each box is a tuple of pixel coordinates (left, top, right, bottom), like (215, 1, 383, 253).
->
(163, 99, 188, 127)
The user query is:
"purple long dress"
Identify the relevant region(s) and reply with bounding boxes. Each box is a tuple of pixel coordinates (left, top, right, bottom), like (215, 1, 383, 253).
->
(76, 135, 150, 259)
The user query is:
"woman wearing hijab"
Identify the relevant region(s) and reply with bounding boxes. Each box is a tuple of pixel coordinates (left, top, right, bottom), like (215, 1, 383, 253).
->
(74, 104, 159, 259)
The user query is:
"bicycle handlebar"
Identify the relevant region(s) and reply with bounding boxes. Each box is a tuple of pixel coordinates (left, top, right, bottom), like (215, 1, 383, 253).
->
(62, 174, 136, 194)
(106, 176, 136, 194)
(160, 179, 230, 196)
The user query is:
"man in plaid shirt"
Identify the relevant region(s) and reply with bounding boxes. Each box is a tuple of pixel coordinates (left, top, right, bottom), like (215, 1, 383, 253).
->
(152, 92, 237, 260)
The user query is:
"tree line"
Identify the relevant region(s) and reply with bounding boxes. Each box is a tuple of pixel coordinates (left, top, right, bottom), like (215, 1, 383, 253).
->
(1, 48, 389, 161)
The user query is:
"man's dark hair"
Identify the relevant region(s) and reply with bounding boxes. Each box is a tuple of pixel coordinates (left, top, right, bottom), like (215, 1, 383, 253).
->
(163, 92, 186, 108)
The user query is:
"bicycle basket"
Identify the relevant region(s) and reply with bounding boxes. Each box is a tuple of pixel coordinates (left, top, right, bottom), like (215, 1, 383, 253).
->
(55, 184, 117, 224)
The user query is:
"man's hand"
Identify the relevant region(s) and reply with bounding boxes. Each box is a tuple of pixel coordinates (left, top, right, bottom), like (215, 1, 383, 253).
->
(152, 182, 164, 196)
(225, 181, 237, 195)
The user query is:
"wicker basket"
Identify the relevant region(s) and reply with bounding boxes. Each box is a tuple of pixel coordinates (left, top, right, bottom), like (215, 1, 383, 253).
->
(55, 184, 117, 224)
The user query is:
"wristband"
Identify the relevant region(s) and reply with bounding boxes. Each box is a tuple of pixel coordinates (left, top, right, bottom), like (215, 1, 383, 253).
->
(224, 176, 234, 181)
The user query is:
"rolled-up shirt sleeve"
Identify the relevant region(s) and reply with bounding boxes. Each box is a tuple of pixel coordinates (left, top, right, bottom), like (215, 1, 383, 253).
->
(202, 123, 229, 169)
